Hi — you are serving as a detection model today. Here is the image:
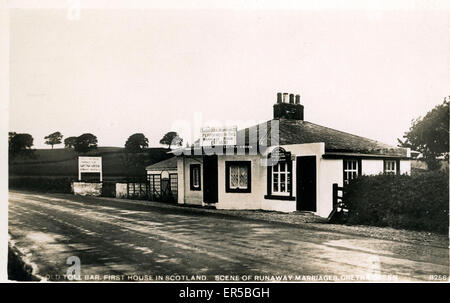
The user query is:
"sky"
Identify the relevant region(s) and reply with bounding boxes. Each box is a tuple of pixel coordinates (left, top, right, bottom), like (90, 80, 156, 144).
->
(7, 2, 450, 149)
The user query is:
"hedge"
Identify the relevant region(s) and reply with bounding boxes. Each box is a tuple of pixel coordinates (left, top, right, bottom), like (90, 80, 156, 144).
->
(345, 171, 449, 234)
(9, 176, 73, 193)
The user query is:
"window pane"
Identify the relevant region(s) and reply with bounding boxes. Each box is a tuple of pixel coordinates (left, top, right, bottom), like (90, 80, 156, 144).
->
(280, 173, 286, 192)
(230, 166, 239, 188)
(273, 163, 278, 172)
(273, 175, 279, 192)
(280, 162, 285, 172)
(239, 165, 248, 188)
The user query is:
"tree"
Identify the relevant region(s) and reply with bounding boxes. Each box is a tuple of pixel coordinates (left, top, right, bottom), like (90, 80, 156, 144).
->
(44, 131, 63, 149)
(125, 133, 149, 153)
(398, 97, 449, 170)
(74, 133, 98, 153)
(159, 131, 183, 149)
(9, 133, 34, 159)
(64, 136, 78, 148)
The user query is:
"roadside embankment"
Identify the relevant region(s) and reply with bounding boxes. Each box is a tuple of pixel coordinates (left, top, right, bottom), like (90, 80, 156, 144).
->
(8, 243, 40, 281)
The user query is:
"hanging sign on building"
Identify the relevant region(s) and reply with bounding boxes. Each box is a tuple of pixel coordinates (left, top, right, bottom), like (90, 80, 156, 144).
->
(78, 156, 102, 181)
(200, 126, 237, 146)
(267, 147, 291, 166)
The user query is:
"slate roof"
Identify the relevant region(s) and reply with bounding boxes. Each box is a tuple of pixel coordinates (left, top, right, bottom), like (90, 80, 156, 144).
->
(237, 119, 408, 157)
(145, 156, 177, 171)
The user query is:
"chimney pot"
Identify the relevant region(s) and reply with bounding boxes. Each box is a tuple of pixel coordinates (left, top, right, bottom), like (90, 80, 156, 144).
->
(273, 93, 304, 121)
(289, 94, 294, 104)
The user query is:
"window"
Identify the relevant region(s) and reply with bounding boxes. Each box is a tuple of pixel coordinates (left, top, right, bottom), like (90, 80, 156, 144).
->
(272, 161, 291, 196)
(384, 160, 397, 174)
(225, 161, 251, 193)
(169, 173, 178, 196)
(264, 150, 295, 200)
(190, 164, 201, 190)
(343, 159, 359, 185)
(148, 174, 161, 196)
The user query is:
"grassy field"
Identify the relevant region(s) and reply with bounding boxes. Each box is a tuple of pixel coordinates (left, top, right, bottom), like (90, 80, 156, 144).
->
(9, 147, 172, 179)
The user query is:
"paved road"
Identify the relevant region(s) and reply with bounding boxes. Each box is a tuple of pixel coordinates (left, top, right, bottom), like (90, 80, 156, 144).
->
(8, 190, 449, 282)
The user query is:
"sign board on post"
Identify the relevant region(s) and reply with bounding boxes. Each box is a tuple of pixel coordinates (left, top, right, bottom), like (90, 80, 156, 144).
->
(200, 126, 237, 146)
(78, 156, 102, 182)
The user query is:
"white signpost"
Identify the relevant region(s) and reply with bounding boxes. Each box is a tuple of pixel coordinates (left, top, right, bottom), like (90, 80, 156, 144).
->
(200, 126, 237, 146)
(78, 156, 102, 182)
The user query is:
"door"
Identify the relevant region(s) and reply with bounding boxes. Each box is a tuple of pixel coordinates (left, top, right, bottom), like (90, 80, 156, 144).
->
(296, 156, 317, 211)
(203, 155, 218, 203)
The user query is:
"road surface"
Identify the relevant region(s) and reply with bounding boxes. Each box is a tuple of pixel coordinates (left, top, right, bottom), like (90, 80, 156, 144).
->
(8, 190, 449, 282)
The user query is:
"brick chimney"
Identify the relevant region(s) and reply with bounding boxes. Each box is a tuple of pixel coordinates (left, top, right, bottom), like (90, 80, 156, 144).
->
(273, 92, 304, 120)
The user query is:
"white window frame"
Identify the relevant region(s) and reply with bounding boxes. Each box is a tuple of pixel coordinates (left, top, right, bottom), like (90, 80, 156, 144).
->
(344, 159, 359, 184)
(384, 160, 397, 174)
(272, 161, 291, 196)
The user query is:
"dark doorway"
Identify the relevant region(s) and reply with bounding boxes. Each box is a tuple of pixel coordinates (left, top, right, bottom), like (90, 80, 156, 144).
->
(203, 155, 218, 203)
(296, 156, 317, 211)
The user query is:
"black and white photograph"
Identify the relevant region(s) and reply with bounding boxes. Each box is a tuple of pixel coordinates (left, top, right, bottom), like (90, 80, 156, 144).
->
(0, 0, 449, 289)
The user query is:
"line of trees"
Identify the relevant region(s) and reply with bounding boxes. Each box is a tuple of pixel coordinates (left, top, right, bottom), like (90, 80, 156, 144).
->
(44, 132, 98, 153)
(8, 130, 183, 156)
(121, 132, 182, 173)
(123, 131, 183, 153)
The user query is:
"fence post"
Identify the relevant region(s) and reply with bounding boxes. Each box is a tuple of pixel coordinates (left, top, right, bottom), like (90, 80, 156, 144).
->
(333, 183, 338, 208)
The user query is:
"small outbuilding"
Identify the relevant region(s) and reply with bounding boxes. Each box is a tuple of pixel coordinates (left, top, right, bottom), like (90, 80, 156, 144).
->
(145, 157, 178, 201)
